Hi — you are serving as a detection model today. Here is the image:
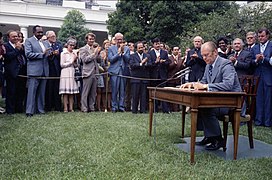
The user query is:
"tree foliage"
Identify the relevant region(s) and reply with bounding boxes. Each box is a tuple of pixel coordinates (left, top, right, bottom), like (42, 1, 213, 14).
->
(107, 1, 272, 53)
(106, 0, 232, 46)
(185, 2, 272, 49)
(58, 9, 90, 47)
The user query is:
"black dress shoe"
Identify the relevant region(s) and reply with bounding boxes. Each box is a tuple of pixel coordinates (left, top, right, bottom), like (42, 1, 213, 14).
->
(196, 137, 213, 146)
(119, 109, 125, 112)
(205, 139, 224, 151)
(26, 113, 33, 117)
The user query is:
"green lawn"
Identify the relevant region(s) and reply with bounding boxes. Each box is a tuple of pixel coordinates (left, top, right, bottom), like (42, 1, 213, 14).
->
(0, 111, 272, 179)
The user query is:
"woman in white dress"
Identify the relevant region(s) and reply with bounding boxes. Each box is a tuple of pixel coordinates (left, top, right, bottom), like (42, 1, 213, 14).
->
(59, 38, 79, 112)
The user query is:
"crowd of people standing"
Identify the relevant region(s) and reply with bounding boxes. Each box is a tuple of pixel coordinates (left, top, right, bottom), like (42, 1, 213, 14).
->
(0, 25, 271, 129)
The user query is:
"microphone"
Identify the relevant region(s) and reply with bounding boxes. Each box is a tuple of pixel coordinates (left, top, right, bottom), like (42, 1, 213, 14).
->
(155, 69, 190, 88)
(176, 69, 191, 79)
(174, 67, 191, 76)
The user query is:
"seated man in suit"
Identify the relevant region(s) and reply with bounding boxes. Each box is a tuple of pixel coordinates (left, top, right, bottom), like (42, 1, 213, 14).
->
(181, 41, 241, 151)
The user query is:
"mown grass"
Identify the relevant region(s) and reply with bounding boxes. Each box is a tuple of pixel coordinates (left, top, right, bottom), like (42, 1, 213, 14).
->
(0, 110, 272, 179)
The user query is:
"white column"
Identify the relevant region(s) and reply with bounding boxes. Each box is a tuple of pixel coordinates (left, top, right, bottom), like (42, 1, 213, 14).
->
(107, 30, 112, 41)
(19, 25, 28, 42)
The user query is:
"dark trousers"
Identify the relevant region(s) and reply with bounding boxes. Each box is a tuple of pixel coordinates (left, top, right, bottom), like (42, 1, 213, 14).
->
(131, 81, 147, 113)
(150, 79, 169, 113)
(5, 76, 26, 114)
(45, 78, 61, 111)
(197, 108, 229, 137)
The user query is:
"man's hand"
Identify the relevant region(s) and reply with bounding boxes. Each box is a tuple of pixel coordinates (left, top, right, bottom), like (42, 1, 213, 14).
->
(256, 53, 264, 62)
(15, 42, 22, 50)
(155, 56, 160, 63)
(44, 48, 52, 55)
(229, 55, 237, 63)
(180, 82, 194, 89)
(52, 49, 59, 55)
(160, 59, 166, 63)
(180, 82, 207, 90)
(95, 46, 102, 54)
(190, 52, 198, 59)
(193, 82, 207, 90)
(141, 57, 148, 64)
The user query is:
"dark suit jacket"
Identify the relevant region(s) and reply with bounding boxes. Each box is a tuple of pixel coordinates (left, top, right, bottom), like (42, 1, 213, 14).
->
(148, 49, 170, 80)
(3, 42, 26, 78)
(185, 48, 206, 82)
(251, 40, 272, 86)
(201, 56, 241, 92)
(47, 41, 62, 77)
(168, 54, 184, 84)
(129, 52, 150, 83)
(25, 36, 50, 76)
(228, 50, 253, 77)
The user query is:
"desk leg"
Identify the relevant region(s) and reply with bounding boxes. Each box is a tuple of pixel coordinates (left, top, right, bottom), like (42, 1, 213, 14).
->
(190, 108, 198, 164)
(149, 97, 154, 136)
(233, 108, 241, 160)
(181, 105, 186, 138)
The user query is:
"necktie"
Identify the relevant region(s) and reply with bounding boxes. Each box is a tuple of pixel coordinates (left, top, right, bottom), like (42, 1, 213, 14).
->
(234, 52, 238, 58)
(17, 55, 25, 66)
(208, 65, 213, 76)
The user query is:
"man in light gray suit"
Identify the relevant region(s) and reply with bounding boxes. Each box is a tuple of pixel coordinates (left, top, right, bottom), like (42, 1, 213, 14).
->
(181, 41, 241, 151)
(24, 25, 51, 116)
(79, 32, 101, 112)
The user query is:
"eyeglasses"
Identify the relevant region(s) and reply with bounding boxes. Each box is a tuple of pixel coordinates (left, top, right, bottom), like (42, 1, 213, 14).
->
(247, 37, 254, 39)
(69, 44, 75, 47)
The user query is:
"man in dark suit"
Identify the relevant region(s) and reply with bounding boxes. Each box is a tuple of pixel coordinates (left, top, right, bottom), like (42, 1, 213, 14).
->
(251, 27, 272, 127)
(148, 37, 170, 113)
(228, 38, 253, 118)
(3, 30, 27, 114)
(24, 25, 50, 116)
(181, 41, 241, 151)
(168, 46, 185, 112)
(245, 31, 257, 51)
(185, 36, 206, 82)
(129, 41, 150, 114)
(108, 32, 130, 113)
(228, 38, 253, 77)
(45, 30, 62, 112)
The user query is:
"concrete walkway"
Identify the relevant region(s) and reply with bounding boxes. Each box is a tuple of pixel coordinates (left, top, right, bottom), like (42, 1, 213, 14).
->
(176, 135, 272, 160)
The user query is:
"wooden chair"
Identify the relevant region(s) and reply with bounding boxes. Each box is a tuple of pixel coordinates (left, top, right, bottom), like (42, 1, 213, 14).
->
(222, 75, 260, 151)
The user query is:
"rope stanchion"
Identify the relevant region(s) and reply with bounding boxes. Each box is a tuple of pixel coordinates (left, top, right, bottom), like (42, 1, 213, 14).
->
(15, 72, 182, 82)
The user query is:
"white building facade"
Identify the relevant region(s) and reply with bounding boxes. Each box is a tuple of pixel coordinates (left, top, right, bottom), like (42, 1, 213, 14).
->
(0, 0, 116, 44)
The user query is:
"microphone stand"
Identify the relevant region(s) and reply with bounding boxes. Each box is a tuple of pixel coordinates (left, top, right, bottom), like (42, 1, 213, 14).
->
(153, 69, 191, 146)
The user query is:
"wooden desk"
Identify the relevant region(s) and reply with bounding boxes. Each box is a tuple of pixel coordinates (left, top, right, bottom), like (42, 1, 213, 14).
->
(148, 87, 245, 164)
